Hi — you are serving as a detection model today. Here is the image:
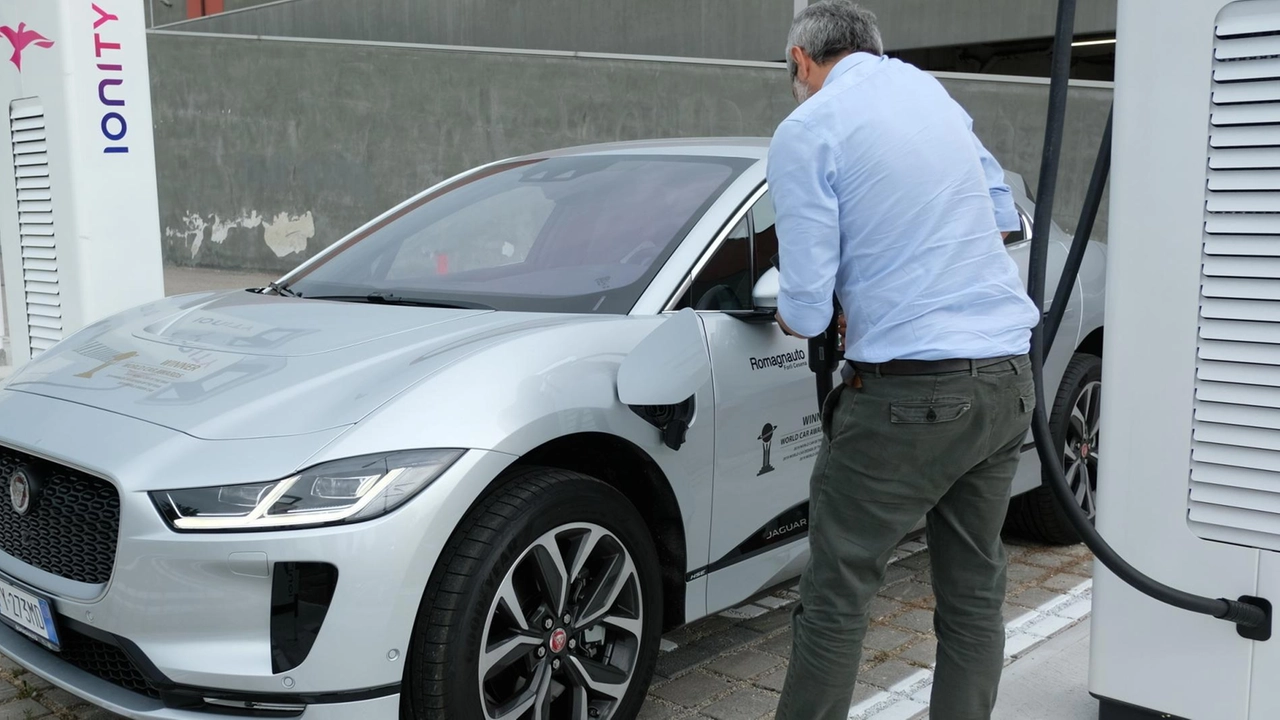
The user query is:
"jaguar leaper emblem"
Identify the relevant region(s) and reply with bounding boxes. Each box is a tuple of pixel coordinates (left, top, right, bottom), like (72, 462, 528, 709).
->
(9, 471, 32, 516)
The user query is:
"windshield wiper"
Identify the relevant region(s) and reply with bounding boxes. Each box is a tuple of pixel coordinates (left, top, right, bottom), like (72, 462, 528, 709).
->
(267, 281, 300, 298)
(306, 292, 493, 310)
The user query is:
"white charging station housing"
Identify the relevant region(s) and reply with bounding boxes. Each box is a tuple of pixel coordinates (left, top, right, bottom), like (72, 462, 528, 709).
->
(1095, 0, 1280, 716)
(0, 0, 163, 368)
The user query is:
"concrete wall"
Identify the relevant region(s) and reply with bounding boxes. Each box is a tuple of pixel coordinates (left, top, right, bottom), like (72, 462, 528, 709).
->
(157, 0, 797, 61)
(857, 0, 1116, 51)
(147, 32, 1112, 274)
(147, 1, 184, 28)
(158, 0, 1116, 58)
(148, 0, 283, 28)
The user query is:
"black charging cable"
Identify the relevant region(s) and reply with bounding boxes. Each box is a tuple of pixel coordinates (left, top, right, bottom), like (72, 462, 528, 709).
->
(1043, 107, 1110, 356)
(807, 303, 841, 409)
(1026, 0, 1270, 636)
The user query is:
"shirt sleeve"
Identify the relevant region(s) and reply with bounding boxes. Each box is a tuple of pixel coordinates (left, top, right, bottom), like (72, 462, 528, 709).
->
(961, 110, 1020, 233)
(767, 120, 842, 339)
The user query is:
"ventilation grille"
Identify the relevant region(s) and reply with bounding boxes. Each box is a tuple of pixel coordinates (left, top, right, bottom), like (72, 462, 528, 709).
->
(9, 98, 60, 357)
(1190, 2, 1280, 552)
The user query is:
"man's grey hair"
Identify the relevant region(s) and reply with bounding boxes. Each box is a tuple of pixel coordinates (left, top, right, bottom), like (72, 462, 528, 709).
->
(786, 1, 884, 78)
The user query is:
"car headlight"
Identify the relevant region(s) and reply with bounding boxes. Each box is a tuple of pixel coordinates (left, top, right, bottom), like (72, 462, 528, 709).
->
(151, 449, 464, 532)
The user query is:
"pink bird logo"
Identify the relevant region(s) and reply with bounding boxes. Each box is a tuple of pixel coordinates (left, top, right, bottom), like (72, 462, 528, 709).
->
(0, 23, 55, 72)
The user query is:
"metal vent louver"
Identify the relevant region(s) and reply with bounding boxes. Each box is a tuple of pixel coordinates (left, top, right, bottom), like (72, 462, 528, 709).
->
(8, 98, 61, 356)
(1190, 1, 1280, 551)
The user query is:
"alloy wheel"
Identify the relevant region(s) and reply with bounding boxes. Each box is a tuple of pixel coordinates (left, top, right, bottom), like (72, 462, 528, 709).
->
(478, 522, 644, 720)
(1063, 379, 1101, 521)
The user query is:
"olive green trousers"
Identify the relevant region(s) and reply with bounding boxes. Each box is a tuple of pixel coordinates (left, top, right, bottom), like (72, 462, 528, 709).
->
(775, 356, 1035, 720)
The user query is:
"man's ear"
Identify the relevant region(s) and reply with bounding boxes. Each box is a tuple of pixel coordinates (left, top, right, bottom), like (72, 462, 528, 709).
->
(789, 46, 809, 81)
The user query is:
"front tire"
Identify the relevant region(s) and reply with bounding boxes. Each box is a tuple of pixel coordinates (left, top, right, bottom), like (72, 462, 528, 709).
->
(1005, 352, 1102, 545)
(402, 467, 663, 720)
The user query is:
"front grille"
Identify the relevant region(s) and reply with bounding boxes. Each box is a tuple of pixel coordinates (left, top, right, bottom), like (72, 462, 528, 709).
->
(0, 446, 120, 584)
(59, 625, 160, 699)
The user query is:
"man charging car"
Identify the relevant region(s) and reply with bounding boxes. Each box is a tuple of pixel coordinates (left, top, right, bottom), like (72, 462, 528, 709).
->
(767, 3, 1041, 719)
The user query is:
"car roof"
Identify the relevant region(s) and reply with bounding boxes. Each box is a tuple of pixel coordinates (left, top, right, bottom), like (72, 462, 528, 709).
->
(512, 139, 1028, 192)
(505, 137, 1037, 215)
(512, 137, 772, 162)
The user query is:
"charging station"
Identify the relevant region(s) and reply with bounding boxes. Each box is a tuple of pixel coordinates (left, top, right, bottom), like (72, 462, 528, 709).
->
(0, 0, 164, 368)
(1088, 0, 1280, 716)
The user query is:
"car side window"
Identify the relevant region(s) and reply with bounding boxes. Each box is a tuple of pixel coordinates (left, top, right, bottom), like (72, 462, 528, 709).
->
(751, 191, 778, 284)
(680, 217, 753, 311)
(678, 191, 781, 312)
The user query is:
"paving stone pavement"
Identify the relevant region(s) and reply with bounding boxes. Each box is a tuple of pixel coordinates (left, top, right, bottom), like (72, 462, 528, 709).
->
(638, 535, 1093, 720)
(0, 535, 1092, 720)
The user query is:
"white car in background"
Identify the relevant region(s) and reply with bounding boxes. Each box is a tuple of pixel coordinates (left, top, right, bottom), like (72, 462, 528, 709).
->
(0, 139, 1103, 719)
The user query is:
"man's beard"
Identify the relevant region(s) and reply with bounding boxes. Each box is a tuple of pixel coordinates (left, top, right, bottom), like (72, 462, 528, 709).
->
(791, 77, 811, 104)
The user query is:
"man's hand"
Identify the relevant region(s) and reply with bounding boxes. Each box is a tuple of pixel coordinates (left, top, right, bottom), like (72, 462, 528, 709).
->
(776, 311, 847, 347)
(776, 312, 802, 338)
(1001, 231, 1011, 240)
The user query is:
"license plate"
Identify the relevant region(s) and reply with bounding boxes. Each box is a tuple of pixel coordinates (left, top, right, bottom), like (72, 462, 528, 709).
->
(0, 576, 59, 651)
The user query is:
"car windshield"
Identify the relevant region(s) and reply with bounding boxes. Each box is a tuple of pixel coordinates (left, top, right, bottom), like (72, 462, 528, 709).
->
(287, 154, 752, 313)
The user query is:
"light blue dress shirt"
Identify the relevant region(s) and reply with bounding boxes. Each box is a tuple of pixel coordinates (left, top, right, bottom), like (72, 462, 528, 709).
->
(768, 53, 1041, 363)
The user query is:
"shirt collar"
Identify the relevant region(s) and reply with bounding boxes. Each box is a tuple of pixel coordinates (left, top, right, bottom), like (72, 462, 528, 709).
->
(822, 52, 881, 88)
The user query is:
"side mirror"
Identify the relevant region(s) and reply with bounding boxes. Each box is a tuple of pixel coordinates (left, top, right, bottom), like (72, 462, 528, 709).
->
(752, 267, 780, 310)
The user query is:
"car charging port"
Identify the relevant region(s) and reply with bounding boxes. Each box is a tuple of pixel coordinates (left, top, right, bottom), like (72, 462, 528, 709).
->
(631, 398, 695, 451)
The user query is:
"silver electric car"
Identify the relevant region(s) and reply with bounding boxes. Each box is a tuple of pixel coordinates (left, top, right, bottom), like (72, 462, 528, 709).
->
(0, 139, 1105, 719)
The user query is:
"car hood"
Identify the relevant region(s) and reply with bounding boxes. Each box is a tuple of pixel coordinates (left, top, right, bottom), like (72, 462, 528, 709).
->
(3, 290, 590, 440)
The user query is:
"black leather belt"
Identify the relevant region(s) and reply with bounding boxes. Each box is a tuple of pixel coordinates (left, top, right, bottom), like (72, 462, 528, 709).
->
(848, 355, 1024, 377)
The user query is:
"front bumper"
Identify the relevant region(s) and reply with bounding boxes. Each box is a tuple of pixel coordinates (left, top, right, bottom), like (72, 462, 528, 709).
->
(0, 390, 517, 718)
(0, 621, 400, 718)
